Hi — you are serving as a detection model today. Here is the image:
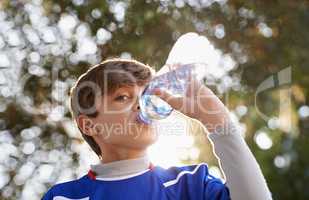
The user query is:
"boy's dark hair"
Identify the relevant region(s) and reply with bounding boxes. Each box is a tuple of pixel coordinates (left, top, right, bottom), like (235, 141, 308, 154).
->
(69, 58, 154, 157)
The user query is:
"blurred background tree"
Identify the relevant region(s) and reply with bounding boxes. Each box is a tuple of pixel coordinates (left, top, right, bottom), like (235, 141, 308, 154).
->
(0, 0, 308, 199)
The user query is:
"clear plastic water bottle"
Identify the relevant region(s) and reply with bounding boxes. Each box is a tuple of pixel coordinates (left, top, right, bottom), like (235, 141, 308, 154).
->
(137, 63, 206, 124)
(137, 32, 209, 124)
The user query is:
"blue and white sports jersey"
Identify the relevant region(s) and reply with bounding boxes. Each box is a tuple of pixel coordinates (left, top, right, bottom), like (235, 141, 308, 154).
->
(42, 163, 230, 200)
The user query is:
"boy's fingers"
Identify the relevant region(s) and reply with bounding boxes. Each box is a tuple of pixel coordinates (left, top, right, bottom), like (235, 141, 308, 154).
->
(153, 89, 182, 109)
(153, 89, 171, 102)
(152, 88, 164, 97)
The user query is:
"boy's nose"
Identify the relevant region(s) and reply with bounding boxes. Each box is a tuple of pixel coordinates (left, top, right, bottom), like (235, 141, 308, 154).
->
(132, 100, 141, 111)
(131, 95, 141, 112)
(132, 86, 144, 112)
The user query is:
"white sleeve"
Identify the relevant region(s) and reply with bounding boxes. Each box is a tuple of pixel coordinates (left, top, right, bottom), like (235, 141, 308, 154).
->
(207, 119, 273, 200)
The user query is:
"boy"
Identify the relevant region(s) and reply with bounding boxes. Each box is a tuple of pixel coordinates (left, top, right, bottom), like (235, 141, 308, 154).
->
(42, 58, 272, 200)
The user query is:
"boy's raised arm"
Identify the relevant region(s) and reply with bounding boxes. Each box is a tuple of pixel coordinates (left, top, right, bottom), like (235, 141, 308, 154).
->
(154, 80, 272, 200)
(207, 117, 273, 200)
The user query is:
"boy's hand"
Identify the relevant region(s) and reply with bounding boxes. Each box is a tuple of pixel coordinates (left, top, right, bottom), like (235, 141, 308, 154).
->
(153, 79, 230, 133)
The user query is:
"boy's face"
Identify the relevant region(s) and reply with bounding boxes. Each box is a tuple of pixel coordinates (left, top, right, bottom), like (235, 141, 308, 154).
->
(84, 84, 158, 150)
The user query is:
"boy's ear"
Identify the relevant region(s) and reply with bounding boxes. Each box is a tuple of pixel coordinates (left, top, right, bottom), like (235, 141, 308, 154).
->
(77, 115, 95, 136)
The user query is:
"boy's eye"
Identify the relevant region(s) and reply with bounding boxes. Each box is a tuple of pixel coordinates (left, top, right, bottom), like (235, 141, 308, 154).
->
(114, 95, 130, 102)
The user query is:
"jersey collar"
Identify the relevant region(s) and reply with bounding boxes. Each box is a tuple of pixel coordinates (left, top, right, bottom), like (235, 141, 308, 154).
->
(89, 155, 154, 180)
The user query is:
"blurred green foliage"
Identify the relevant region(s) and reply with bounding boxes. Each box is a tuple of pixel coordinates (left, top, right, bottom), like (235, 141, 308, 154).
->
(0, 0, 308, 199)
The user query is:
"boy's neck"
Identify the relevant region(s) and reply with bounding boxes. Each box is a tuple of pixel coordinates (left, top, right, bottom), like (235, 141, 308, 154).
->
(100, 143, 148, 164)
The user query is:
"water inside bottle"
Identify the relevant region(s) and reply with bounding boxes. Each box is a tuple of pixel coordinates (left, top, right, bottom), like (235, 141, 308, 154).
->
(138, 94, 173, 124)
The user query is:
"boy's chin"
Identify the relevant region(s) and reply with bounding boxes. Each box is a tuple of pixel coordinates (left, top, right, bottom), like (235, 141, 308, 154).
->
(126, 133, 158, 149)
(130, 138, 157, 149)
